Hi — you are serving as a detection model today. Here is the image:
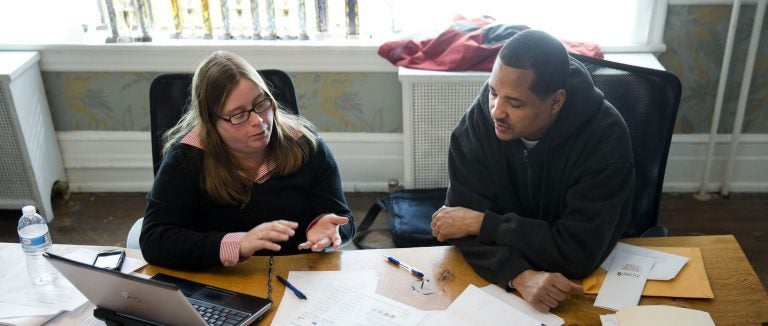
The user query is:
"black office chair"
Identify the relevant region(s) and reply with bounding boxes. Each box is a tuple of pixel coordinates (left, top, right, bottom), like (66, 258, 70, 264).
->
(147, 70, 299, 175)
(126, 70, 299, 249)
(572, 54, 682, 238)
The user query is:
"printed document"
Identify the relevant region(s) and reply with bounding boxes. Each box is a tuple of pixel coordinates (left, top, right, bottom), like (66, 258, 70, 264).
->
(594, 252, 653, 311)
(271, 270, 380, 325)
(0, 246, 87, 318)
(419, 284, 542, 326)
(480, 284, 564, 326)
(600, 242, 688, 280)
(0, 245, 146, 323)
(282, 284, 427, 326)
(603, 305, 715, 326)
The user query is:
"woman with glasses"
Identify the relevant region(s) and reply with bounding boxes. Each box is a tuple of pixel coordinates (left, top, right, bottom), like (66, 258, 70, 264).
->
(140, 51, 354, 270)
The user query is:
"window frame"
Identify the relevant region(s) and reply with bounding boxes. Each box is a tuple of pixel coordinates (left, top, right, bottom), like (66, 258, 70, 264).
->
(0, 0, 672, 72)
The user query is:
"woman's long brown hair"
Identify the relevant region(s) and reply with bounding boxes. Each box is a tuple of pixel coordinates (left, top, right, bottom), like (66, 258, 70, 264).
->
(162, 51, 317, 206)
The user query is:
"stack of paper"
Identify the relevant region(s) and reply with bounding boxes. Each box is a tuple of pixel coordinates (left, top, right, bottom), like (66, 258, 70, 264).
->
(271, 271, 564, 326)
(419, 285, 563, 326)
(590, 243, 704, 311)
(0, 247, 146, 325)
(600, 305, 715, 326)
(600, 243, 689, 280)
(271, 270, 427, 325)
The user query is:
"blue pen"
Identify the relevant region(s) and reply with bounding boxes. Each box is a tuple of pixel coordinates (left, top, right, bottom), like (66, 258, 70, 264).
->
(276, 275, 308, 300)
(384, 255, 424, 278)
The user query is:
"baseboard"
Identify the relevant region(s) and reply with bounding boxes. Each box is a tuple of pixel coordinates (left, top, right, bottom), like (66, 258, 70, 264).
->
(57, 131, 768, 193)
(57, 131, 403, 192)
(662, 134, 768, 192)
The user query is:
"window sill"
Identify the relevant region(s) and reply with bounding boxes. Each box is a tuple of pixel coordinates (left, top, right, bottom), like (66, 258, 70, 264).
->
(0, 40, 666, 72)
(398, 53, 667, 84)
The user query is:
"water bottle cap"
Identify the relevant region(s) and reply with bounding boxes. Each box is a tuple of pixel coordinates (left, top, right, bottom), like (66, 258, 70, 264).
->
(22, 205, 36, 215)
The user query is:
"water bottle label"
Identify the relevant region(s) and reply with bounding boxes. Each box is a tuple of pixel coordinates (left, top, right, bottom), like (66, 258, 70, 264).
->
(20, 233, 48, 247)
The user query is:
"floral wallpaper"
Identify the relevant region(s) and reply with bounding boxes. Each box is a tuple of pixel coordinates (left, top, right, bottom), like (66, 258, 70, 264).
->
(293, 72, 402, 132)
(44, 72, 154, 131)
(42, 5, 767, 134)
(43, 71, 402, 133)
(660, 5, 768, 133)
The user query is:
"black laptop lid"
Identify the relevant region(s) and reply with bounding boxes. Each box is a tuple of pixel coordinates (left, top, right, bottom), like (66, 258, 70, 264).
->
(151, 273, 272, 315)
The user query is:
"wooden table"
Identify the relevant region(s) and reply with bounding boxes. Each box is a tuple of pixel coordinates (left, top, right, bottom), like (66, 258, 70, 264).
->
(137, 235, 768, 325)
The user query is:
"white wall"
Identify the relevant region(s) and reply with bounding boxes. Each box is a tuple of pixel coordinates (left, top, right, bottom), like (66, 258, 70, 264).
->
(57, 131, 768, 193)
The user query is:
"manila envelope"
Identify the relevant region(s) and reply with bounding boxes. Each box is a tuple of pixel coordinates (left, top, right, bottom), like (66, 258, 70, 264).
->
(582, 246, 714, 298)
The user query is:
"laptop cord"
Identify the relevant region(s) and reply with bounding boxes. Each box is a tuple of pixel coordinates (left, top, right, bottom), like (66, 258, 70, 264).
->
(267, 255, 274, 301)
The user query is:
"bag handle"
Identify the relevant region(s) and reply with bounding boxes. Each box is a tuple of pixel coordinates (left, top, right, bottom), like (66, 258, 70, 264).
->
(352, 198, 389, 249)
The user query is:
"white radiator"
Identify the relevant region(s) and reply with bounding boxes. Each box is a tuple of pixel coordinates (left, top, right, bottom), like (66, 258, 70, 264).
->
(398, 55, 667, 190)
(0, 52, 66, 221)
(399, 67, 488, 189)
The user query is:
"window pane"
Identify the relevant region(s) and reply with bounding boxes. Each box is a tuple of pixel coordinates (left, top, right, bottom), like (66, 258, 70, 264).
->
(0, 0, 97, 43)
(387, 0, 648, 46)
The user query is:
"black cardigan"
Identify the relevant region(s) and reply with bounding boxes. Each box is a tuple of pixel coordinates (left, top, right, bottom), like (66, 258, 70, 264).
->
(140, 137, 355, 270)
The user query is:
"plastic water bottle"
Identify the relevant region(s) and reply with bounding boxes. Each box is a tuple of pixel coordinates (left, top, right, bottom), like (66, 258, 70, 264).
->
(17, 205, 55, 285)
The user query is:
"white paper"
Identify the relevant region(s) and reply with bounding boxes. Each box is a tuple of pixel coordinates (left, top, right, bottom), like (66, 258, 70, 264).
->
(63, 248, 147, 274)
(480, 285, 564, 326)
(601, 242, 688, 280)
(45, 302, 105, 326)
(0, 246, 147, 320)
(271, 270, 379, 326)
(599, 314, 620, 326)
(281, 284, 427, 326)
(615, 305, 715, 326)
(594, 252, 653, 311)
(0, 249, 87, 318)
(0, 313, 58, 326)
(419, 285, 542, 326)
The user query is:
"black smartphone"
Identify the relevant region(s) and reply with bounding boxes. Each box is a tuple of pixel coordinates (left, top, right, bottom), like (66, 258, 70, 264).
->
(93, 249, 126, 271)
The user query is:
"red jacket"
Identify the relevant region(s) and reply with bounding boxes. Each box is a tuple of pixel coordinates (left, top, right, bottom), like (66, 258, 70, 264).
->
(378, 16, 603, 72)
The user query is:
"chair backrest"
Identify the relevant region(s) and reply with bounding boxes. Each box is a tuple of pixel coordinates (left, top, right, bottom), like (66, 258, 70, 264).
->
(572, 54, 681, 237)
(148, 70, 299, 175)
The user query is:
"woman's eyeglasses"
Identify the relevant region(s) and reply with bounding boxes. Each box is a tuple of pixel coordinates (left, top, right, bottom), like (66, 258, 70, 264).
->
(219, 96, 273, 125)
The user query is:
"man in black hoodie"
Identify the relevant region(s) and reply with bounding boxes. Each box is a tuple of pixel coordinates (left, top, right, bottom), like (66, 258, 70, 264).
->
(431, 30, 634, 312)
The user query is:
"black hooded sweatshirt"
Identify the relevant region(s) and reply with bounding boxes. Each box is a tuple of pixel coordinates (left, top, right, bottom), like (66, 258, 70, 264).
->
(446, 57, 634, 284)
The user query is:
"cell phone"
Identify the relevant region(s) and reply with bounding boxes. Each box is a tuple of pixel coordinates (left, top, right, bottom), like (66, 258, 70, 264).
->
(93, 249, 126, 271)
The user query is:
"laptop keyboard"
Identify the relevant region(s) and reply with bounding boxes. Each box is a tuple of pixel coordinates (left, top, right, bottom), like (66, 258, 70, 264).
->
(191, 299, 251, 326)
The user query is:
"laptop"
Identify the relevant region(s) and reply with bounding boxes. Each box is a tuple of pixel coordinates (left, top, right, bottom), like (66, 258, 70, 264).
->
(44, 252, 271, 325)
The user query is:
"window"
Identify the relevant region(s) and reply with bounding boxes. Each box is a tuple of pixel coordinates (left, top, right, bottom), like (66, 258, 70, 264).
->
(0, 0, 662, 49)
(384, 0, 659, 46)
(0, 0, 98, 43)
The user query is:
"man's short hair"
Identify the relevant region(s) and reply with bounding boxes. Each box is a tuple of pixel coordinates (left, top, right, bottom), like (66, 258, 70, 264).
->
(498, 29, 569, 99)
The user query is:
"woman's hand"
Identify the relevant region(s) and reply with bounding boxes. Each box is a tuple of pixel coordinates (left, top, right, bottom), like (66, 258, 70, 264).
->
(239, 220, 298, 257)
(298, 214, 349, 252)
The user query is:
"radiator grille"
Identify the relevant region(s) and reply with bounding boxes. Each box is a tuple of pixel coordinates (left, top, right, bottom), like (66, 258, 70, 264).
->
(0, 52, 66, 221)
(410, 82, 484, 188)
(0, 86, 33, 203)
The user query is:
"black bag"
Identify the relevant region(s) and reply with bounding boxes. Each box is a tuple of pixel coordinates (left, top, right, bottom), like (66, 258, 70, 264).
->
(353, 188, 448, 249)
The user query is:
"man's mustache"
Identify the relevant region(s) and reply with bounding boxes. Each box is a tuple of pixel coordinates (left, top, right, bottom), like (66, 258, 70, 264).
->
(493, 119, 510, 128)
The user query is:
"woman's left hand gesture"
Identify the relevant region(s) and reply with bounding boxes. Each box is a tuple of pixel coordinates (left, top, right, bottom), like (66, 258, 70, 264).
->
(298, 214, 349, 252)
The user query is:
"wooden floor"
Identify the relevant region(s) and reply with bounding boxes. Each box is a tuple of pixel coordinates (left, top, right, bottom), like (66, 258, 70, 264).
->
(1, 192, 766, 291)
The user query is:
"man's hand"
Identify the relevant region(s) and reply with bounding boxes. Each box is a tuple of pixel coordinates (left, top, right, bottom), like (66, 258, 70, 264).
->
(298, 214, 349, 252)
(512, 269, 583, 312)
(430, 206, 484, 241)
(240, 220, 298, 257)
